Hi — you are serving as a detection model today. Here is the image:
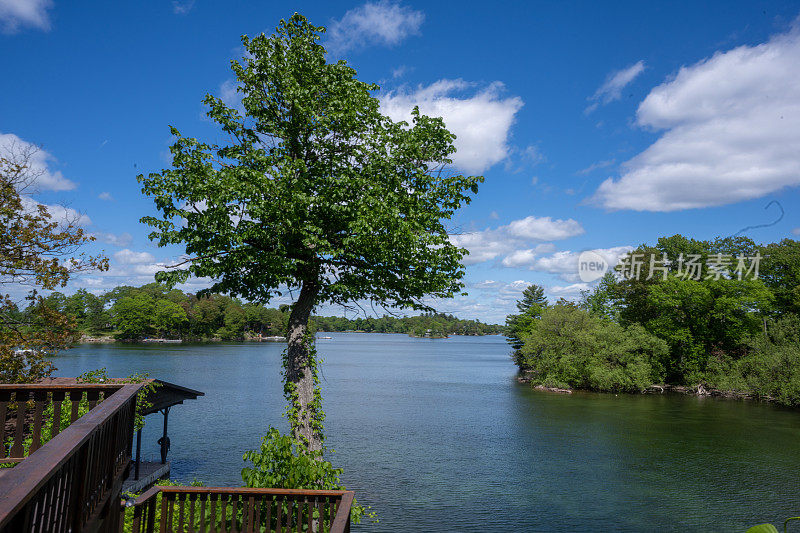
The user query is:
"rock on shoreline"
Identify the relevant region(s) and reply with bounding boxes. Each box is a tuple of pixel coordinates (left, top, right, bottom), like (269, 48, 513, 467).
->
(79, 335, 115, 343)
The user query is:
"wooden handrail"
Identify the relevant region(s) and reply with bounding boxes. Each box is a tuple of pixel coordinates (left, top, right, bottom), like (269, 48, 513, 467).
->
(129, 486, 354, 533)
(330, 490, 354, 533)
(157, 486, 351, 496)
(0, 383, 142, 532)
(131, 486, 161, 507)
(0, 384, 127, 390)
(0, 383, 127, 462)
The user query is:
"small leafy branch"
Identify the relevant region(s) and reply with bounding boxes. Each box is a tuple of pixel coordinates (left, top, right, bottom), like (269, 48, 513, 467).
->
(76, 367, 160, 431)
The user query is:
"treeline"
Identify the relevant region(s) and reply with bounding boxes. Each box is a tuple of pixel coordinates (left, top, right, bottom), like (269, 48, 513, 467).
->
(313, 313, 503, 337)
(507, 235, 800, 406)
(11, 283, 500, 341)
(27, 283, 289, 341)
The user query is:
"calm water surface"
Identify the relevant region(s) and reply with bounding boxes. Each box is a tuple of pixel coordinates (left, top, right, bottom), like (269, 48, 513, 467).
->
(55, 333, 800, 532)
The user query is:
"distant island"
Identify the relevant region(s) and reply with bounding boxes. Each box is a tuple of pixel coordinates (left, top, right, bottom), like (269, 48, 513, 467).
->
(20, 283, 503, 344)
(313, 314, 503, 337)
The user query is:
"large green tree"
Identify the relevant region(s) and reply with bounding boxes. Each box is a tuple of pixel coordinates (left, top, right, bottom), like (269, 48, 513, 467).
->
(112, 294, 155, 339)
(139, 14, 481, 449)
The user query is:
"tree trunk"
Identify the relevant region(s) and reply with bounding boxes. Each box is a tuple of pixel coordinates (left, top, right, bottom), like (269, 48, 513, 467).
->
(285, 278, 322, 451)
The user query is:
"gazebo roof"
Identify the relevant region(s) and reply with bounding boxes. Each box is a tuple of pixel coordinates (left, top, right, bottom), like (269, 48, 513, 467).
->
(143, 379, 204, 414)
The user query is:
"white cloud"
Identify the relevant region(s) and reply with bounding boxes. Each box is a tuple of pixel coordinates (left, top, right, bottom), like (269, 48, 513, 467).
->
(793, 227, 800, 236)
(520, 246, 633, 282)
(44, 203, 91, 226)
(451, 230, 514, 265)
(0, 0, 52, 33)
(424, 278, 536, 323)
(548, 283, 591, 300)
(501, 245, 557, 268)
(531, 250, 582, 276)
(98, 192, 113, 201)
(218, 79, 243, 113)
(69, 250, 219, 296)
(327, 0, 424, 54)
(381, 79, 524, 173)
(506, 216, 584, 241)
(577, 158, 615, 175)
(451, 216, 582, 266)
(392, 65, 410, 79)
(502, 279, 532, 292)
(19, 196, 91, 227)
(522, 145, 544, 165)
(172, 0, 194, 14)
(501, 249, 538, 268)
(0, 133, 76, 191)
(471, 278, 590, 307)
(470, 279, 503, 290)
(113, 249, 155, 265)
(91, 231, 133, 247)
(595, 26, 800, 211)
(586, 60, 645, 112)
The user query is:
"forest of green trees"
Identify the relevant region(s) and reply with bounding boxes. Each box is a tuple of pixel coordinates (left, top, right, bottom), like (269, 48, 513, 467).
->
(6, 283, 500, 342)
(507, 235, 800, 406)
(313, 313, 502, 337)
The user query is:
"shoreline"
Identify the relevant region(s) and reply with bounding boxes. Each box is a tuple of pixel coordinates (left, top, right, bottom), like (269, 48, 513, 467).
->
(78, 335, 288, 344)
(517, 375, 775, 404)
(77, 331, 501, 345)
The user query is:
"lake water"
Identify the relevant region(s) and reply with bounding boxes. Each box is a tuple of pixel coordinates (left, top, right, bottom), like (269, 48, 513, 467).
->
(54, 333, 800, 532)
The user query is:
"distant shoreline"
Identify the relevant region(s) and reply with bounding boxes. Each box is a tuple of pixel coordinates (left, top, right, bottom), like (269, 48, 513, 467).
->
(78, 335, 287, 344)
(78, 331, 503, 345)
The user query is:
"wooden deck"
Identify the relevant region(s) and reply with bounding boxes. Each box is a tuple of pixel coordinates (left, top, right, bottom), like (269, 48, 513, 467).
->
(0, 380, 354, 532)
(122, 461, 171, 494)
(0, 383, 141, 533)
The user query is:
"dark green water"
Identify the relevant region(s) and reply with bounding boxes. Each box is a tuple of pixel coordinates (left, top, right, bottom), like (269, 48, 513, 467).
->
(54, 333, 800, 532)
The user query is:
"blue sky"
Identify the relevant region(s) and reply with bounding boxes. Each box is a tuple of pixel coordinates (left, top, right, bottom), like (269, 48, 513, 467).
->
(2, 0, 800, 323)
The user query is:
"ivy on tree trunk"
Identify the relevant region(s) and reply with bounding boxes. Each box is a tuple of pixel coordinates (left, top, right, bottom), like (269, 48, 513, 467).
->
(285, 279, 324, 449)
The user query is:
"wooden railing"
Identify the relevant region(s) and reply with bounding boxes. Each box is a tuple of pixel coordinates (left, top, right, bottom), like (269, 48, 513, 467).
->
(0, 383, 141, 533)
(0, 384, 124, 463)
(128, 486, 354, 533)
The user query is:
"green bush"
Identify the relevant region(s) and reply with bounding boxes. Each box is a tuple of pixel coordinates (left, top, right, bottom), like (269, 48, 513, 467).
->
(242, 427, 373, 524)
(709, 315, 800, 406)
(519, 304, 668, 392)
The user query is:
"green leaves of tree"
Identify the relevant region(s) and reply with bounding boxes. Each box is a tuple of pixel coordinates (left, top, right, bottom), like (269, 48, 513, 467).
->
(138, 13, 482, 311)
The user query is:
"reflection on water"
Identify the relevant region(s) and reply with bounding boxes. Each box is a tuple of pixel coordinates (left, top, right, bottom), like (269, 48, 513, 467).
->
(55, 333, 800, 532)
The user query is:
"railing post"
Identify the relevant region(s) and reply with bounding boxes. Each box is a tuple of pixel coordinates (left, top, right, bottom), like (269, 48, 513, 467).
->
(69, 437, 89, 532)
(135, 428, 142, 480)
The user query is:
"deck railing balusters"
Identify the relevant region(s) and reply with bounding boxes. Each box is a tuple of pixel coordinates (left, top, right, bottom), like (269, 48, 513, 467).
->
(0, 383, 141, 533)
(126, 488, 353, 533)
(51, 390, 64, 438)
